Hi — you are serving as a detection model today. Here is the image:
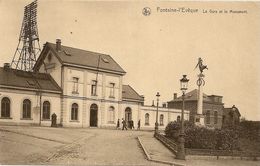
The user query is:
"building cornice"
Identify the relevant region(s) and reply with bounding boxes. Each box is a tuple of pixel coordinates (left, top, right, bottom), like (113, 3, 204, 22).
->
(168, 100, 224, 105)
(63, 63, 126, 76)
(122, 98, 143, 103)
(0, 85, 61, 94)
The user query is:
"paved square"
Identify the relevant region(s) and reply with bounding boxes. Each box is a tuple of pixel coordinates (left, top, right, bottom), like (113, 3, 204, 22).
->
(1, 125, 259, 166)
(0, 126, 165, 165)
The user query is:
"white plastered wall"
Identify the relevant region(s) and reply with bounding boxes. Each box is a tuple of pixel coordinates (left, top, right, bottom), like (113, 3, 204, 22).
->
(0, 88, 61, 126)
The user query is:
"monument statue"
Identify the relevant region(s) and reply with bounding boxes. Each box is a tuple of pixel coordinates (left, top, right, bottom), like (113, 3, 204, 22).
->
(195, 57, 208, 126)
(195, 57, 208, 73)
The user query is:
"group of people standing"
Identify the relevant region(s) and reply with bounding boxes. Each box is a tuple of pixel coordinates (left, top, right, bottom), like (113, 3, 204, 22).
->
(117, 118, 141, 130)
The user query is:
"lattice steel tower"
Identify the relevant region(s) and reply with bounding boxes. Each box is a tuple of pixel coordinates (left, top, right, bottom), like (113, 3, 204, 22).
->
(11, 0, 41, 71)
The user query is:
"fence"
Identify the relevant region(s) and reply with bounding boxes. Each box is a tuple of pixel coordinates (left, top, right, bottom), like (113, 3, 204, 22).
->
(154, 132, 178, 155)
(155, 132, 260, 160)
(186, 148, 260, 159)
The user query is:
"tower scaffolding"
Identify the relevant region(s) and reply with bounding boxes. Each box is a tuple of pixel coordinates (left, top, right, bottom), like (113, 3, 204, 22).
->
(11, 0, 41, 71)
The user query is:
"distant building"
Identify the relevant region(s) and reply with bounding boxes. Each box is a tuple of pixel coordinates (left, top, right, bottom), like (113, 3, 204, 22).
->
(222, 105, 241, 128)
(168, 89, 224, 129)
(0, 40, 189, 129)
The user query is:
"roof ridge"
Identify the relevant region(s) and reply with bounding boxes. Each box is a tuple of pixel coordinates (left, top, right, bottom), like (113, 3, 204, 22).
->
(47, 42, 109, 56)
(45, 42, 126, 74)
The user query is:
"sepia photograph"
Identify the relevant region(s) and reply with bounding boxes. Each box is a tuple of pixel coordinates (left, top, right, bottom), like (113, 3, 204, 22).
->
(0, 0, 259, 165)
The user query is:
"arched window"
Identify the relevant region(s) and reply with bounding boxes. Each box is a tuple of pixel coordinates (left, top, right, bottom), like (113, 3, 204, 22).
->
(1, 97, 10, 118)
(145, 113, 149, 125)
(160, 114, 164, 126)
(43, 101, 50, 119)
(71, 103, 78, 120)
(125, 107, 132, 122)
(23, 99, 31, 119)
(206, 110, 210, 124)
(90, 104, 98, 127)
(108, 106, 115, 123)
(214, 111, 218, 124)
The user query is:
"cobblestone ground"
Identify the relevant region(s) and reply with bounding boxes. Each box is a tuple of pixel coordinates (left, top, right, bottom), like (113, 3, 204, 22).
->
(1, 125, 259, 166)
(0, 126, 167, 165)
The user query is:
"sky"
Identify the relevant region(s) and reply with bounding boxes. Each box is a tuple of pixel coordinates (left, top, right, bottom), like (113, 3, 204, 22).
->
(0, 1, 259, 120)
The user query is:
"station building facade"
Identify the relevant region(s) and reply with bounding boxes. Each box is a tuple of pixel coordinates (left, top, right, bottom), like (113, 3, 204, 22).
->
(0, 40, 189, 129)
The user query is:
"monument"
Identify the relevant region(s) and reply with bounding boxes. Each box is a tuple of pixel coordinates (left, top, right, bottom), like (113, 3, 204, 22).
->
(194, 58, 208, 126)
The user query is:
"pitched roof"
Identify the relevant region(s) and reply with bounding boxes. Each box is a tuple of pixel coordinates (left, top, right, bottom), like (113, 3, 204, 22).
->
(0, 67, 61, 93)
(168, 89, 224, 103)
(168, 89, 211, 102)
(223, 106, 241, 117)
(122, 85, 144, 102)
(38, 42, 126, 74)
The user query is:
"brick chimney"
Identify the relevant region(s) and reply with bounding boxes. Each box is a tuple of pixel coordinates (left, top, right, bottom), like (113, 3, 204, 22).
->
(162, 103, 167, 108)
(56, 39, 61, 52)
(173, 93, 177, 100)
(152, 100, 155, 106)
(3, 63, 10, 71)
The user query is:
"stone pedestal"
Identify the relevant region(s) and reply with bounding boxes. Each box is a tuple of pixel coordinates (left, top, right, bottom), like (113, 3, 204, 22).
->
(194, 114, 205, 126)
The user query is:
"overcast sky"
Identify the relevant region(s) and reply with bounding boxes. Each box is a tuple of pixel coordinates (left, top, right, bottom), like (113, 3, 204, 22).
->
(0, 1, 259, 120)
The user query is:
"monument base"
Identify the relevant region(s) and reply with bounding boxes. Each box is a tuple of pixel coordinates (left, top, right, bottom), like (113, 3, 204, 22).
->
(194, 114, 205, 127)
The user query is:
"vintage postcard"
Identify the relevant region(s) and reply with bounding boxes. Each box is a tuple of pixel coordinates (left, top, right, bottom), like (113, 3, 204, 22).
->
(0, 0, 259, 165)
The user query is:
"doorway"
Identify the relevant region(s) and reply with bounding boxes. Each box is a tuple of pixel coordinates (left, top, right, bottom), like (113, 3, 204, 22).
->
(125, 107, 132, 127)
(90, 104, 98, 127)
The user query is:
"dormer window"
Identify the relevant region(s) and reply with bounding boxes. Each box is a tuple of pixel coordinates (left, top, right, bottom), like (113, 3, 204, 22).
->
(102, 57, 109, 63)
(26, 80, 36, 87)
(64, 50, 71, 56)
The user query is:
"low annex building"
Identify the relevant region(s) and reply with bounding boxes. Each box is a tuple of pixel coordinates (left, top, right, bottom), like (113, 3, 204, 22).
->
(0, 40, 189, 129)
(0, 65, 61, 126)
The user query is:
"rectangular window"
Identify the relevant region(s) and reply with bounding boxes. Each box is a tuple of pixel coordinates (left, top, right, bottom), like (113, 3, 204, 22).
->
(160, 115, 164, 126)
(109, 83, 115, 98)
(214, 111, 218, 124)
(72, 77, 79, 93)
(206, 110, 211, 124)
(108, 106, 115, 123)
(145, 113, 149, 125)
(91, 80, 97, 96)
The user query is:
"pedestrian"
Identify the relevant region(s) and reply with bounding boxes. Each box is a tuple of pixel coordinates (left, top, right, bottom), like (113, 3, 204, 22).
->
(137, 119, 141, 130)
(116, 119, 120, 129)
(129, 120, 133, 129)
(132, 120, 135, 129)
(122, 118, 127, 130)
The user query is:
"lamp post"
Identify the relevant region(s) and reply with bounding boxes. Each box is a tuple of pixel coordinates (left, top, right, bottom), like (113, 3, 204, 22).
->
(154, 92, 160, 135)
(176, 75, 189, 160)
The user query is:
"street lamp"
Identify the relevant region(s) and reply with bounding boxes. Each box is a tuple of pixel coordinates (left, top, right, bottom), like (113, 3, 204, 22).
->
(176, 75, 189, 160)
(154, 92, 160, 135)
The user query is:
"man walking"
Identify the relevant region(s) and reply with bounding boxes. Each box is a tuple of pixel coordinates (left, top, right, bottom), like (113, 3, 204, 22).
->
(122, 118, 127, 130)
(137, 119, 141, 130)
(116, 119, 120, 129)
